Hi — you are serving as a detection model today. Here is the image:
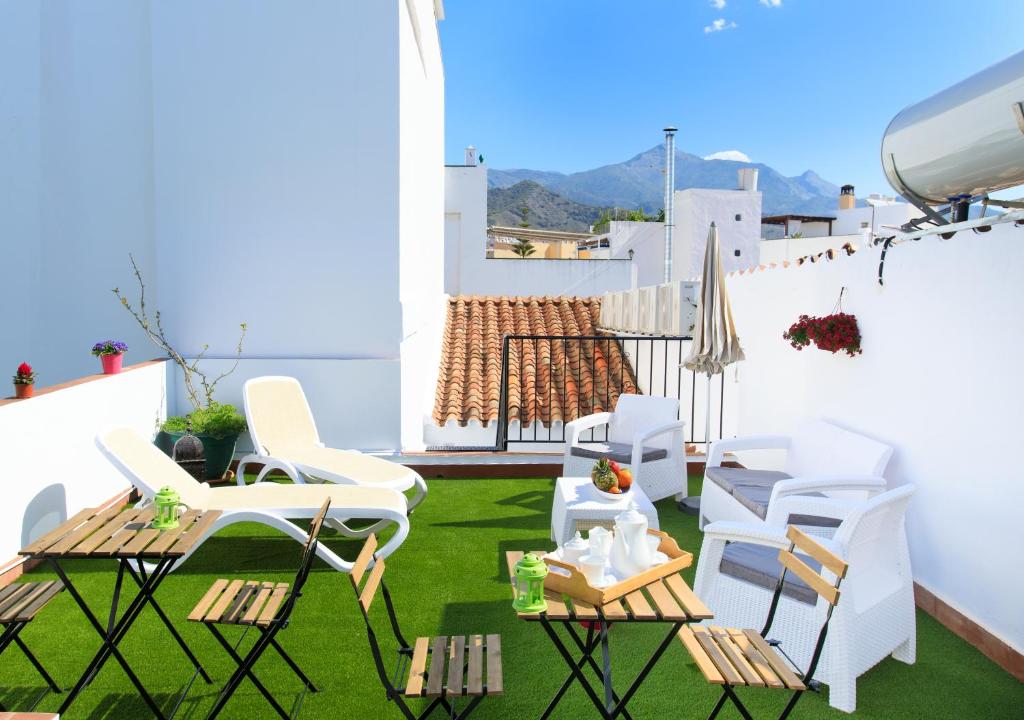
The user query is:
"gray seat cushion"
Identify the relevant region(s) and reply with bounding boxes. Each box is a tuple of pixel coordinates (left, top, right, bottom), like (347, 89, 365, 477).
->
(570, 441, 668, 464)
(706, 467, 790, 494)
(706, 467, 841, 528)
(720, 541, 821, 605)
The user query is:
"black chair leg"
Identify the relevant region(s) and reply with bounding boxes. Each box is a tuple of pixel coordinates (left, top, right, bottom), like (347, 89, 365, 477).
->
(266, 633, 318, 691)
(205, 624, 290, 720)
(14, 635, 61, 693)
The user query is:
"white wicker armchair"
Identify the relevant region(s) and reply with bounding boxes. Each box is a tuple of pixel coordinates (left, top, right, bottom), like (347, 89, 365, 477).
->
(700, 419, 894, 530)
(562, 394, 687, 502)
(694, 485, 916, 713)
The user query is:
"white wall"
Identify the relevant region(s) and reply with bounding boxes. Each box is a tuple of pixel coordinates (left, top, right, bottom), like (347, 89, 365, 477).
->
(0, 1, 158, 386)
(1, 2, 447, 451)
(606, 221, 666, 288)
(444, 165, 633, 296)
(759, 233, 862, 265)
(675, 189, 762, 281)
(725, 224, 1024, 652)
(833, 203, 922, 236)
(0, 362, 167, 566)
(400, 0, 447, 450)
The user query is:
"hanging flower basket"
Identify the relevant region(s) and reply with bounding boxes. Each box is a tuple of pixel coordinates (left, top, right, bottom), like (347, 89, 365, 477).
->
(784, 313, 862, 357)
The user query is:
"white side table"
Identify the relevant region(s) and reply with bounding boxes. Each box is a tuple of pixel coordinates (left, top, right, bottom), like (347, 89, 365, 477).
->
(551, 476, 660, 545)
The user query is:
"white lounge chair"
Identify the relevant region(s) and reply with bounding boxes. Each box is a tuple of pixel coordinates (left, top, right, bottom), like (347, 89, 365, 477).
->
(238, 376, 427, 510)
(97, 427, 411, 573)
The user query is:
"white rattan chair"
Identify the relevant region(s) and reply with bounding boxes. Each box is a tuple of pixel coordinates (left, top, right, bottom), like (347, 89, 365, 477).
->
(693, 485, 916, 713)
(700, 420, 893, 530)
(562, 394, 687, 502)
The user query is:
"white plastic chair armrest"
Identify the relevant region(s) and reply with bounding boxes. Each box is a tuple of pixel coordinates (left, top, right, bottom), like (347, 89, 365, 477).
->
(764, 495, 861, 528)
(631, 420, 686, 467)
(701, 520, 791, 548)
(706, 434, 791, 467)
(636, 419, 686, 443)
(769, 475, 886, 503)
(565, 412, 612, 445)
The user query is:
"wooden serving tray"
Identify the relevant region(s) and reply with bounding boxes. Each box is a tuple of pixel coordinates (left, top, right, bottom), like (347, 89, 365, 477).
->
(543, 529, 693, 606)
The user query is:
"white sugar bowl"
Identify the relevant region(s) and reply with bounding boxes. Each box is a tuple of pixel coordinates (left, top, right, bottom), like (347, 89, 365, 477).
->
(562, 531, 589, 566)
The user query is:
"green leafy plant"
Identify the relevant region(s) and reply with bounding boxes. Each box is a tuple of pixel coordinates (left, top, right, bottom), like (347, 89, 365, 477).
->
(511, 238, 536, 258)
(163, 402, 248, 439)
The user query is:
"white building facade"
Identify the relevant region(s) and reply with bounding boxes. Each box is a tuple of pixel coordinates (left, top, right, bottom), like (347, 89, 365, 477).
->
(0, 0, 447, 451)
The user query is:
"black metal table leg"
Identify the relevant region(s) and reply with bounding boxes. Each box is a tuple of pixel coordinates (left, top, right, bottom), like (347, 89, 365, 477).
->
(600, 621, 613, 711)
(539, 624, 598, 720)
(51, 558, 170, 718)
(124, 560, 213, 683)
(607, 622, 683, 720)
(539, 618, 612, 719)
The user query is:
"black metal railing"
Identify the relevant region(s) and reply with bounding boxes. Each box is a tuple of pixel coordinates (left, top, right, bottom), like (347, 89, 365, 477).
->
(495, 334, 726, 450)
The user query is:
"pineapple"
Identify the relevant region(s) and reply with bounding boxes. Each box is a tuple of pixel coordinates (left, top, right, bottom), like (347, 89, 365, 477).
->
(591, 458, 619, 492)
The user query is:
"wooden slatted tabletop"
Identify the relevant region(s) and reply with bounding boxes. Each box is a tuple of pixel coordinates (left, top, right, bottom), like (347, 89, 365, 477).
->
(20, 505, 222, 560)
(505, 550, 713, 623)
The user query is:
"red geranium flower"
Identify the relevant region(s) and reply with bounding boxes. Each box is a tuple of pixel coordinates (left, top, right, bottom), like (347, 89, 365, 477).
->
(17, 362, 32, 375)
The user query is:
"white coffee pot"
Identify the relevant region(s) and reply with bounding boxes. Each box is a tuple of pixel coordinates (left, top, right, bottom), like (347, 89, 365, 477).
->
(610, 502, 653, 577)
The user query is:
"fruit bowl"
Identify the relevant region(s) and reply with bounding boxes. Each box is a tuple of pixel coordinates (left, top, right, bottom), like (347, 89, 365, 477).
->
(591, 483, 632, 502)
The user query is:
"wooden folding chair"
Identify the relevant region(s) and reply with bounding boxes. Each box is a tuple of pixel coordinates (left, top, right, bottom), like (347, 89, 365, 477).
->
(187, 499, 331, 720)
(349, 534, 502, 720)
(678, 526, 849, 720)
(0, 581, 64, 712)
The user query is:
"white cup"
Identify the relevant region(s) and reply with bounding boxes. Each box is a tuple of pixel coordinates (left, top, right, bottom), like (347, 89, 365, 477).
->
(578, 554, 606, 586)
(562, 545, 586, 567)
(646, 534, 662, 555)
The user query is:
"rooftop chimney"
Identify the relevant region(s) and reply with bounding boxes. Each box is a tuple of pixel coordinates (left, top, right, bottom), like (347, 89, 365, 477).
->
(663, 127, 677, 284)
(738, 168, 759, 192)
(465, 145, 477, 166)
(839, 184, 855, 210)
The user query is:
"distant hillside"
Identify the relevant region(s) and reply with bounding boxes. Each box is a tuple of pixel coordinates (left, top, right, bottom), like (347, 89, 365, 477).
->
(489, 144, 850, 217)
(487, 180, 604, 232)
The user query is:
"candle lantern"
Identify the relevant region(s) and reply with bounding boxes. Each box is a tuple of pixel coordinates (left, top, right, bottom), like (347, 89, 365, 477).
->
(512, 553, 549, 613)
(152, 486, 188, 530)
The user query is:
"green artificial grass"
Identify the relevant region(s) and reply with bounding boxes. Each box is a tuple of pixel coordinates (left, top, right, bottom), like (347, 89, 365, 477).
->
(2, 476, 1021, 719)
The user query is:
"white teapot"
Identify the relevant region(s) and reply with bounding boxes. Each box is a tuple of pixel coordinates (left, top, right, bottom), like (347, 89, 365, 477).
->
(610, 502, 653, 577)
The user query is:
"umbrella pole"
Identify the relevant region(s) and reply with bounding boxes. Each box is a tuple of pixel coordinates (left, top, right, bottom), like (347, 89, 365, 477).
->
(677, 371, 713, 517)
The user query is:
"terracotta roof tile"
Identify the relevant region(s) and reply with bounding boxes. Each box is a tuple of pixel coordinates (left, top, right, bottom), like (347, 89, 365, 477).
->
(432, 295, 639, 427)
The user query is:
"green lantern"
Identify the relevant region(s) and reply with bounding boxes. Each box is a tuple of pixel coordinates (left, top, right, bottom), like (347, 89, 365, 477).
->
(152, 486, 188, 530)
(512, 553, 549, 613)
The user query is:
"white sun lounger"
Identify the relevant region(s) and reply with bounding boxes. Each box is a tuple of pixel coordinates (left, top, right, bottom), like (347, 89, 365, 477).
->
(237, 376, 427, 510)
(97, 427, 411, 573)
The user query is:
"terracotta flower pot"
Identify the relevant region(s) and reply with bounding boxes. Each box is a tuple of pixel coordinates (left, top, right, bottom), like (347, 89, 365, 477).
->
(14, 384, 34, 399)
(101, 353, 124, 374)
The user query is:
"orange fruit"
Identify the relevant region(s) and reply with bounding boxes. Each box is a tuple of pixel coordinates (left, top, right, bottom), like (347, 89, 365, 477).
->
(617, 468, 633, 490)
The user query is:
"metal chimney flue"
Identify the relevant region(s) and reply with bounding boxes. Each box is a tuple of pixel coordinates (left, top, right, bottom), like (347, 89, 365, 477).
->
(465, 145, 477, 166)
(663, 127, 677, 284)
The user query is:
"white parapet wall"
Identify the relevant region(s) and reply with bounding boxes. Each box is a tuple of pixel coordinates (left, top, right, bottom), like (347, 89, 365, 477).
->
(723, 222, 1024, 654)
(0, 361, 168, 569)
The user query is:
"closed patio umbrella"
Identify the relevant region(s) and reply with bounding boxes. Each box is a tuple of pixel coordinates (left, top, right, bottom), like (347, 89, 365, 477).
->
(679, 222, 744, 513)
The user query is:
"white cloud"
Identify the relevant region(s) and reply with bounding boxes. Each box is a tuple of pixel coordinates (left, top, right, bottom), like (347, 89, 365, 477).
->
(704, 18, 737, 33)
(703, 150, 752, 162)
(710, 0, 726, 9)
(759, 0, 782, 7)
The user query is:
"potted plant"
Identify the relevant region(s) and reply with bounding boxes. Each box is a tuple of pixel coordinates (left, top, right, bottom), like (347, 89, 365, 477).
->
(13, 362, 37, 399)
(784, 312, 862, 357)
(92, 340, 129, 374)
(161, 403, 249, 481)
(115, 256, 248, 481)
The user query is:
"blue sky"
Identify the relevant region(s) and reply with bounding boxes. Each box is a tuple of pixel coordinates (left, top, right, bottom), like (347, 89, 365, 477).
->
(440, 0, 1023, 196)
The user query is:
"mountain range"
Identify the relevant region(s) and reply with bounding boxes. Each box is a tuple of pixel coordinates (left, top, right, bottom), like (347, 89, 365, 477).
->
(487, 144, 849, 229)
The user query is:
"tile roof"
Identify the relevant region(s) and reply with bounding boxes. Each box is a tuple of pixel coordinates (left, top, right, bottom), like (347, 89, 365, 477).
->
(432, 295, 639, 427)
